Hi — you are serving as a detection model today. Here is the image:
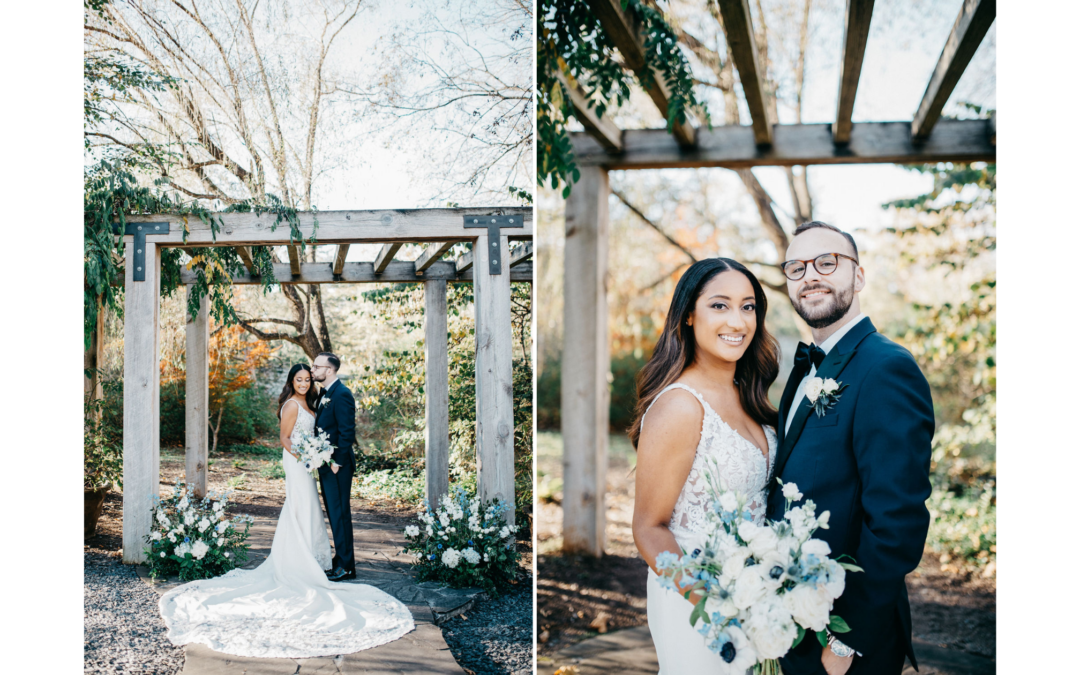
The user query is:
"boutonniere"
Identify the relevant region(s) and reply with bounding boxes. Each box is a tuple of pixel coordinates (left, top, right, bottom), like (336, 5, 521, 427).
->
(320, 396, 331, 408)
(804, 377, 847, 417)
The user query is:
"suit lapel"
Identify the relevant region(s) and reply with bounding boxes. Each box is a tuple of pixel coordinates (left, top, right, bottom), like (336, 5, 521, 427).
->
(777, 366, 805, 447)
(772, 318, 876, 480)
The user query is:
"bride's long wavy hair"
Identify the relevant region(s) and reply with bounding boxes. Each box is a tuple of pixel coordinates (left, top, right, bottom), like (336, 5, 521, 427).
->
(277, 364, 320, 419)
(628, 258, 780, 448)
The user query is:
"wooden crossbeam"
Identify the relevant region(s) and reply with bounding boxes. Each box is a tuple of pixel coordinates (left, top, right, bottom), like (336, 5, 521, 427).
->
(178, 260, 531, 284)
(715, 0, 772, 145)
(415, 241, 458, 273)
(287, 246, 302, 276)
(833, 0, 876, 144)
(120, 208, 533, 247)
(456, 250, 474, 273)
(374, 243, 403, 273)
(555, 69, 623, 152)
(235, 246, 255, 273)
(912, 0, 996, 140)
(333, 245, 349, 275)
(585, 0, 696, 147)
(570, 119, 995, 170)
(509, 242, 533, 267)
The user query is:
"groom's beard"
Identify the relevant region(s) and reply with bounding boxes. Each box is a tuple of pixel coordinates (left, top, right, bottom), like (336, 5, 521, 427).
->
(791, 280, 854, 329)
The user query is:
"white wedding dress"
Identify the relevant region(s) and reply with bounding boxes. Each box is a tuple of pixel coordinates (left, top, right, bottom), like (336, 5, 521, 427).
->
(642, 383, 777, 673)
(159, 400, 415, 658)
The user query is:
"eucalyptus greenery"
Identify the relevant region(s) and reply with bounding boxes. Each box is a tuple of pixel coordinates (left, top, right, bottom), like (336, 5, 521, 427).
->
(538, 0, 707, 197)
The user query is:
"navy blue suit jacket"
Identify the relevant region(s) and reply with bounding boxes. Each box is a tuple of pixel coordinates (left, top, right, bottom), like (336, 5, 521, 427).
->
(768, 317, 933, 669)
(314, 379, 357, 473)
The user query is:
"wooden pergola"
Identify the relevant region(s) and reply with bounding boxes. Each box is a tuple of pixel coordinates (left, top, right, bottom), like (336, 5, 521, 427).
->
(115, 207, 532, 564)
(559, 0, 996, 555)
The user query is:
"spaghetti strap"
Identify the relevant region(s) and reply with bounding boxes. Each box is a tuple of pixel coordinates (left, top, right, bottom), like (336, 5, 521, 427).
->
(643, 382, 709, 421)
(279, 398, 300, 416)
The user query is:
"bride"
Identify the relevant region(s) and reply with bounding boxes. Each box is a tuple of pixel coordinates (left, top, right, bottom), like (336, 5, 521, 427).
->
(159, 364, 414, 658)
(630, 258, 780, 672)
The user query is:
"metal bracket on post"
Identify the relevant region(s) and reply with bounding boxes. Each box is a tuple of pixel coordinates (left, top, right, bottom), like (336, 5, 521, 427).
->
(463, 215, 524, 275)
(114, 222, 170, 281)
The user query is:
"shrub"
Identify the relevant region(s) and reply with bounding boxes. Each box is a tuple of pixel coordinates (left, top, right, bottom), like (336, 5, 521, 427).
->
(144, 483, 254, 581)
(85, 375, 124, 489)
(402, 487, 520, 596)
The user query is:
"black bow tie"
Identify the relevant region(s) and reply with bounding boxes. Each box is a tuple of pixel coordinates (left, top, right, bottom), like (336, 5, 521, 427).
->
(794, 342, 826, 373)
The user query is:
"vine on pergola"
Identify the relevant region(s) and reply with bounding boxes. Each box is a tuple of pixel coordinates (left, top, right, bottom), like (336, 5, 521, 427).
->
(538, 0, 708, 196)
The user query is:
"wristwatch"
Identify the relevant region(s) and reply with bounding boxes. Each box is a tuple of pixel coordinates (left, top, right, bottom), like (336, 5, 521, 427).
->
(827, 634, 857, 658)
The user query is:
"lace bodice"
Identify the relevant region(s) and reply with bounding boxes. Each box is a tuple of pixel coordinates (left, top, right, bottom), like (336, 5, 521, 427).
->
(282, 399, 316, 446)
(643, 383, 777, 552)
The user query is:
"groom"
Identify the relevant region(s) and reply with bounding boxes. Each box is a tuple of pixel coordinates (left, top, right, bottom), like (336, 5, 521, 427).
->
(768, 222, 934, 675)
(312, 352, 358, 582)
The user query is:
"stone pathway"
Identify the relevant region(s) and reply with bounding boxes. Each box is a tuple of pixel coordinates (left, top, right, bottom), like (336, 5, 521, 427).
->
(138, 506, 482, 674)
(536, 625, 996, 675)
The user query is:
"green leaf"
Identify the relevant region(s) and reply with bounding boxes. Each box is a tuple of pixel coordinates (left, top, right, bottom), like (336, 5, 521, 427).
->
(828, 615, 851, 633)
(816, 630, 828, 647)
(838, 562, 864, 573)
(794, 625, 806, 646)
(688, 596, 709, 628)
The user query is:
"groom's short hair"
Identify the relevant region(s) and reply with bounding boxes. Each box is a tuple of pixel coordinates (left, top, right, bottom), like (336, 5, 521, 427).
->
(793, 221, 859, 262)
(318, 352, 341, 372)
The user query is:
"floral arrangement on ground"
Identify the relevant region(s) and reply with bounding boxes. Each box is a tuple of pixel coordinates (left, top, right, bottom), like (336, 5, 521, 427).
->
(144, 482, 255, 581)
(402, 487, 520, 596)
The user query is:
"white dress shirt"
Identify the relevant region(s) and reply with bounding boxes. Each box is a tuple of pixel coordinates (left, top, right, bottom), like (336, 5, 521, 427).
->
(784, 313, 867, 435)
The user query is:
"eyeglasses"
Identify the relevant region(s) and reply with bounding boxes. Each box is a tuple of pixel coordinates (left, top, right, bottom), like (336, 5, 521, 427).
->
(311, 364, 331, 371)
(779, 253, 858, 281)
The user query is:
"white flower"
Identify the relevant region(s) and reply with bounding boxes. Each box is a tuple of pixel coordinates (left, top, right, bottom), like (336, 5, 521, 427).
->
(499, 526, 510, 539)
(758, 550, 791, 591)
(718, 491, 739, 513)
(732, 566, 768, 610)
(168, 532, 177, 543)
(191, 540, 210, 560)
(448, 527, 456, 533)
(803, 377, 824, 403)
(783, 584, 831, 631)
(224, 552, 230, 558)
(160, 552, 166, 558)
(439, 514, 450, 528)
(156, 510, 169, 526)
(441, 534, 448, 540)
(745, 594, 798, 660)
(175, 542, 191, 557)
(405, 525, 420, 537)
(184, 513, 195, 526)
(822, 378, 839, 394)
(801, 538, 831, 560)
(151, 532, 162, 541)
(721, 550, 750, 584)
(817, 511, 831, 529)
(462, 548, 481, 565)
(442, 548, 462, 569)
(782, 482, 803, 501)
(216, 537, 224, 547)
(483, 553, 489, 562)
(736, 520, 760, 543)
(748, 526, 780, 558)
(823, 559, 847, 600)
(718, 624, 758, 674)
(197, 518, 211, 533)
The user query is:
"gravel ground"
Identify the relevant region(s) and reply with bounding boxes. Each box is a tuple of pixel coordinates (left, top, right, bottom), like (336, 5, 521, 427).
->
(84, 552, 184, 675)
(442, 575, 534, 675)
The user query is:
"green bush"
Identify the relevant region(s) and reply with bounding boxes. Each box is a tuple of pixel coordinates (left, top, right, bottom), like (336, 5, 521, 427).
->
(926, 476, 995, 569)
(85, 375, 124, 489)
(159, 381, 278, 446)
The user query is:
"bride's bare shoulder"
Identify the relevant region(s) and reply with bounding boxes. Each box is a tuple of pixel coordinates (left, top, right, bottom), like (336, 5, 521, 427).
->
(639, 387, 704, 448)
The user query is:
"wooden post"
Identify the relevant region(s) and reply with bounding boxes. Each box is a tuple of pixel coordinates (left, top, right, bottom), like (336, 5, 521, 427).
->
(424, 279, 450, 510)
(473, 234, 516, 525)
(122, 241, 161, 564)
(84, 300, 105, 404)
(561, 166, 610, 556)
(185, 287, 209, 499)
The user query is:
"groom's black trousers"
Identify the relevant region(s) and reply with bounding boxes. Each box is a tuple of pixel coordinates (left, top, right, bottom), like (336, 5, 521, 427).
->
(318, 463, 355, 573)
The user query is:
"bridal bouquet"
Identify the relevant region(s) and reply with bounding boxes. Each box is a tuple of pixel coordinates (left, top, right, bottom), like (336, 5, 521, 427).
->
(144, 482, 255, 581)
(402, 486, 520, 596)
(294, 430, 339, 478)
(656, 472, 861, 674)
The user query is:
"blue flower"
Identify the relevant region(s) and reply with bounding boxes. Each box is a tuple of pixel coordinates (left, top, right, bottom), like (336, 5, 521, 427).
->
(655, 551, 679, 570)
(468, 540, 474, 546)
(438, 544, 443, 549)
(184, 537, 190, 543)
(428, 554, 436, 560)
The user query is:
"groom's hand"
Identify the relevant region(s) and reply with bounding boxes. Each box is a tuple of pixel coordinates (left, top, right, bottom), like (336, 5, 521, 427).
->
(821, 646, 853, 675)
